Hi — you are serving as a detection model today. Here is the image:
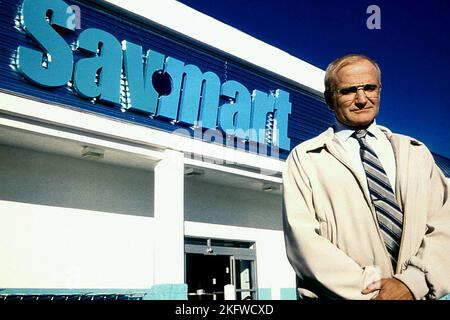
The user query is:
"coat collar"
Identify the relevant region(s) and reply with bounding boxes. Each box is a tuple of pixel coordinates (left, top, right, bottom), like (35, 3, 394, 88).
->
(302, 124, 422, 153)
(301, 123, 423, 222)
(334, 120, 384, 143)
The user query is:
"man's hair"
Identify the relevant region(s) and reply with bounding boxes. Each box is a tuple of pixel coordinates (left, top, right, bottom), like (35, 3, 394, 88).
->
(324, 54, 381, 107)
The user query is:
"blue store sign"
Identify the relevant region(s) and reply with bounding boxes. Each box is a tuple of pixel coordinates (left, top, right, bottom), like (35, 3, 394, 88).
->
(0, 0, 334, 157)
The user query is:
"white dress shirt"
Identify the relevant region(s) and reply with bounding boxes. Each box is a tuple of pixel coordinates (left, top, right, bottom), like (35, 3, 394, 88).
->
(334, 120, 397, 194)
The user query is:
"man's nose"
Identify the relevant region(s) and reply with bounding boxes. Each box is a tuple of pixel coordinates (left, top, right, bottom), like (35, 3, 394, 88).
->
(355, 88, 368, 107)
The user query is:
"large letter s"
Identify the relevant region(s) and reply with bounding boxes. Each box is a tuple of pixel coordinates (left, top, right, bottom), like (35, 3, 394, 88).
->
(17, 0, 74, 87)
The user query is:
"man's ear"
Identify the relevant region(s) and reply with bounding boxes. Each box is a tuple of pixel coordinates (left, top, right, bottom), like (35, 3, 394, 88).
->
(324, 90, 334, 110)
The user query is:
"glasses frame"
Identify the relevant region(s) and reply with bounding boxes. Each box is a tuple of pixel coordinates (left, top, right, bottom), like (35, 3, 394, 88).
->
(335, 83, 382, 99)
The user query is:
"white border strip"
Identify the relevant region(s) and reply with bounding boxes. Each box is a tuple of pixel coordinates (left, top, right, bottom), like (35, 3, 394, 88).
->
(184, 221, 283, 242)
(0, 116, 163, 161)
(0, 92, 284, 173)
(103, 0, 325, 94)
(184, 158, 282, 184)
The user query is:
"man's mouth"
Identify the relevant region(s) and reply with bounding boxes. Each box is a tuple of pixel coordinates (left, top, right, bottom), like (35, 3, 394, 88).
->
(351, 106, 372, 112)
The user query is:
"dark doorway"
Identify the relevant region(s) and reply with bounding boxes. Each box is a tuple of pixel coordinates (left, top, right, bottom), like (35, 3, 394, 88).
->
(186, 253, 231, 300)
(185, 237, 257, 300)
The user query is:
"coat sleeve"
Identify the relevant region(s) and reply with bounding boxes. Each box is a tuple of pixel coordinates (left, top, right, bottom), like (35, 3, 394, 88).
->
(282, 149, 377, 299)
(394, 148, 450, 300)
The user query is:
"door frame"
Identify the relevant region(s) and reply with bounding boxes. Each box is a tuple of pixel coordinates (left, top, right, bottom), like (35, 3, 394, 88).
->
(184, 237, 258, 300)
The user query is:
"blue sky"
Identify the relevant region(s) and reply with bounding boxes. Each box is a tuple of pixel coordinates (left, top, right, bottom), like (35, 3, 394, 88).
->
(178, 0, 450, 158)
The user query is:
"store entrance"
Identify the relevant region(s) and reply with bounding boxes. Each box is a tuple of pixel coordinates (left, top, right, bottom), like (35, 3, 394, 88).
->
(185, 253, 230, 300)
(185, 237, 257, 300)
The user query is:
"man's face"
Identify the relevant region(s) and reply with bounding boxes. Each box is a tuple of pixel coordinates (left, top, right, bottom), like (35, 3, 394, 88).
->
(331, 60, 381, 127)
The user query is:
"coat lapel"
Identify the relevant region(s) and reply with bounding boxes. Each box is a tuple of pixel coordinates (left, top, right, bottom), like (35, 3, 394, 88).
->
(382, 131, 408, 212)
(383, 130, 418, 268)
(324, 130, 374, 212)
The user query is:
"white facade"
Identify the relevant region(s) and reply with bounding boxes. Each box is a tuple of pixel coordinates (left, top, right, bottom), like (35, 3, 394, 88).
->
(0, 0, 327, 300)
(0, 92, 294, 299)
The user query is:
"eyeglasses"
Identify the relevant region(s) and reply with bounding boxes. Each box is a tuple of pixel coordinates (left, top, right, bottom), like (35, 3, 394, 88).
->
(336, 83, 381, 98)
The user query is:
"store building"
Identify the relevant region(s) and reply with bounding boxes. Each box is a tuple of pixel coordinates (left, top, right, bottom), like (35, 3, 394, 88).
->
(0, 0, 449, 300)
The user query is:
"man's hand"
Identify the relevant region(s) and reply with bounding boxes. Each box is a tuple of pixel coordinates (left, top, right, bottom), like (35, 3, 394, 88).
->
(362, 278, 414, 300)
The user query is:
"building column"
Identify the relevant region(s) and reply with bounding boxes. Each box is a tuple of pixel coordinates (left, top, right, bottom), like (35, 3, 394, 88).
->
(152, 149, 186, 298)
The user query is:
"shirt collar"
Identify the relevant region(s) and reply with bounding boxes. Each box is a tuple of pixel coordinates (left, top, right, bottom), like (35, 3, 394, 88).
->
(334, 120, 381, 142)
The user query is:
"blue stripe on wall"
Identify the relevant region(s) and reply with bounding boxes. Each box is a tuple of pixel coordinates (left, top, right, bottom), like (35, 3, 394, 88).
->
(257, 288, 271, 300)
(280, 287, 297, 300)
(0, 284, 188, 300)
(145, 284, 188, 300)
(442, 293, 450, 300)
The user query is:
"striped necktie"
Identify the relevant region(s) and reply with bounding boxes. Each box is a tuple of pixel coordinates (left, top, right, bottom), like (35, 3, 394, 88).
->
(354, 129, 403, 271)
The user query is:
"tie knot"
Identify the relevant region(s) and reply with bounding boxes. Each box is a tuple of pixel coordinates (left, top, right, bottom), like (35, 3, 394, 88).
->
(354, 129, 368, 140)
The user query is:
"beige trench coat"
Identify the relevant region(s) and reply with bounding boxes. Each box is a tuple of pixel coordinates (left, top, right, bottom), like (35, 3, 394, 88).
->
(282, 126, 450, 299)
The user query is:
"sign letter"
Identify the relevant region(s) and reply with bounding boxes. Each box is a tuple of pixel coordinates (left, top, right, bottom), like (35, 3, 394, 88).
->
(73, 28, 122, 104)
(17, 0, 74, 87)
(219, 80, 252, 140)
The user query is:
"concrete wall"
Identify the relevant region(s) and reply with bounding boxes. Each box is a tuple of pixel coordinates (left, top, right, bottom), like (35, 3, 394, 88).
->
(184, 178, 282, 230)
(0, 145, 156, 289)
(0, 145, 154, 217)
(0, 200, 155, 289)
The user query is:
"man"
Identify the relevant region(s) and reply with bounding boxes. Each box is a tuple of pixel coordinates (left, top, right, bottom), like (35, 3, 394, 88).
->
(282, 54, 450, 300)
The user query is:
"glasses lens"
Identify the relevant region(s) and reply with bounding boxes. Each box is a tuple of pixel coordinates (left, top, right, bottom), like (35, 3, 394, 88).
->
(339, 86, 358, 95)
(338, 84, 379, 97)
(363, 84, 378, 92)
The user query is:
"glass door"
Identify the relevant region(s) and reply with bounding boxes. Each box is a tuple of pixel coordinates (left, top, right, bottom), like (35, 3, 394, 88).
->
(185, 253, 231, 300)
(231, 257, 257, 300)
(185, 237, 257, 300)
